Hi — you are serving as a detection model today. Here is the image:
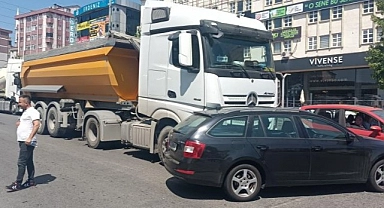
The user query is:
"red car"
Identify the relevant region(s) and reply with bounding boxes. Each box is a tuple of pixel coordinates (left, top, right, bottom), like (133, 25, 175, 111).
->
(300, 104, 384, 140)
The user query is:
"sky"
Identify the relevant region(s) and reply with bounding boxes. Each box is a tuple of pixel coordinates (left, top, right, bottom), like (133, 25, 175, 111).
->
(0, 0, 141, 43)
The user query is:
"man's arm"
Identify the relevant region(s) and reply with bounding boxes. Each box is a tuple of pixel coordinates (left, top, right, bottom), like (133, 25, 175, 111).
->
(25, 120, 40, 146)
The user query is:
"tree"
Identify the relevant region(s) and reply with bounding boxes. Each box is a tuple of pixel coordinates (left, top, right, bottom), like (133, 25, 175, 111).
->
(366, 0, 384, 89)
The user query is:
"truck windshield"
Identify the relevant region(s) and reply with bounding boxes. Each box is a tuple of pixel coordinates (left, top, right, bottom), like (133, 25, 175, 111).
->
(204, 36, 275, 79)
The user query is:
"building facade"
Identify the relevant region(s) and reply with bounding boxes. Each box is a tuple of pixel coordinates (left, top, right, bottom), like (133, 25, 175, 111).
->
(166, 0, 382, 106)
(14, 4, 79, 56)
(73, 0, 140, 43)
(0, 28, 12, 68)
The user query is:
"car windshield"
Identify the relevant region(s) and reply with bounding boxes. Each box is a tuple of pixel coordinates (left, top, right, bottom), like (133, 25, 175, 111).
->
(173, 114, 211, 135)
(371, 110, 384, 121)
(205, 36, 275, 79)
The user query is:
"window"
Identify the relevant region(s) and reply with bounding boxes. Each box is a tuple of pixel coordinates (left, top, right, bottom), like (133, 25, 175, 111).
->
(237, 1, 243, 11)
(320, 9, 330, 21)
(319, 35, 330, 48)
(274, 18, 282, 28)
(377, 27, 383, 42)
(229, 2, 236, 13)
(245, 0, 252, 10)
(284, 16, 292, 27)
(243, 47, 250, 58)
(173, 114, 211, 135)
(308, 11, 318, 23)
(264, 20, 272, 30)
(251, 116, 265, 137)
(266, 0, 272, 6)
(273, 42, 281, 54)
(47, 23, 53, 28)
(363, 0, 374, 14)
(208, 116, 248, 137)
(260, 115, 298, 138)
(332, 6, 342, 19)
(300, 116, 346, 140)
(275, 0, 282, 4)
(308, 36, 317, 50)
(332, 33, 342, 47)
(346, 110, 379, 130)
(317, 109, 342, 123)
(363, 29, 373, 43)
(284, 40, 291, 52)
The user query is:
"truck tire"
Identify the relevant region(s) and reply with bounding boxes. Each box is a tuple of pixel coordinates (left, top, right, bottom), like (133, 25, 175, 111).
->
(36, 106, 48, 135)
(157, 126, 173, 163)
(47, 107, 65, 137)
(10, 101, 19, 115)
(85, 117, 102, 149)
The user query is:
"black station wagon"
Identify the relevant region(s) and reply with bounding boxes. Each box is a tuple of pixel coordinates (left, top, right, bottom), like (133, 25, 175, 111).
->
(163, 107, 384, 202)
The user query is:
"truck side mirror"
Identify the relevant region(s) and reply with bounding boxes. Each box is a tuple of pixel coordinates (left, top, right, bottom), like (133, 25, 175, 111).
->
(14, 77, 21, 87)
(178, 32, 193, 67)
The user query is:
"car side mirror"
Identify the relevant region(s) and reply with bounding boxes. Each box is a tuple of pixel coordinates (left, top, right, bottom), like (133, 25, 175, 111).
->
(370, 125, 382, 132)
(178, 32, 193, 67)
(346, 132, 356, 143)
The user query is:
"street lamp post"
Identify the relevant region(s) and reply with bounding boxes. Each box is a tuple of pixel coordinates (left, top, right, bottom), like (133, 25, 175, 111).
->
(281, 73, 291, 108)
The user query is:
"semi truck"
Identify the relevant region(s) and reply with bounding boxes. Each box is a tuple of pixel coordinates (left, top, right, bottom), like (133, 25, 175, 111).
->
(0, 58, 23, 114)
(18, 1, 280, 161)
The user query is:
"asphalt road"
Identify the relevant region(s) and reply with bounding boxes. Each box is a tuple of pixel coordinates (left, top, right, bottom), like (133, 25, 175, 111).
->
(1, 113, 384, 208)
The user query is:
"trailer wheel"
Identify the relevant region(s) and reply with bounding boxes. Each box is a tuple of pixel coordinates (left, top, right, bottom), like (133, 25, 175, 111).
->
(47, 107, 65, 137)
(36, 106, 48, 135)
(10, 101, 19, 115)
(157, 126, 173, 163)
(85, 117, 102, 149)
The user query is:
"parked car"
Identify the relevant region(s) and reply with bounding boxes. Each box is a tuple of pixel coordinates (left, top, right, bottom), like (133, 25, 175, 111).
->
(300, 104, 384, 140)
(163, 107, 384, 202)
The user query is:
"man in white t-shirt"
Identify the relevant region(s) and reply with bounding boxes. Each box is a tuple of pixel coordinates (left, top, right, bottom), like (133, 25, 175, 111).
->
(6, 94, 41, 192)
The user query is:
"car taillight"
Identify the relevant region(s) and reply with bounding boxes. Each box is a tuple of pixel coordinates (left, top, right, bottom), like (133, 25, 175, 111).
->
(183, 140, 206, 159)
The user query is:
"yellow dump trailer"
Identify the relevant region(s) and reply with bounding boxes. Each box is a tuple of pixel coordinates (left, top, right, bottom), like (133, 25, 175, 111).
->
(21, 37, 139, 103)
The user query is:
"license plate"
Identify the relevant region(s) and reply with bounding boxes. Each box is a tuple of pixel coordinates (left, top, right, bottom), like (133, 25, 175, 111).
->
(169, 141, 177, 151)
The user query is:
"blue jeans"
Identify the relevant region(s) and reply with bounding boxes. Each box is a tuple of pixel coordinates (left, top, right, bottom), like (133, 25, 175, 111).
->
(16, 142, 35, 183)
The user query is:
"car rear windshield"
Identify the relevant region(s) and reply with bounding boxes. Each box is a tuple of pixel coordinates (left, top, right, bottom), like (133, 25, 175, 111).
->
(371, 110, 384, 120)
(173, 114, 211, 135)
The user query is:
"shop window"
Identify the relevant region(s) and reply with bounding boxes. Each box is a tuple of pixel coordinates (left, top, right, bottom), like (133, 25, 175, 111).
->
(319, 35, 330, 48)
(273, 42, 281, 54)
(320, 9, 330, 21)
(363, 0, 374, 14)
(284, 16, 292, 27)
(274, 18, 282, 28)
(332, 6, 342, 19)
(362, 28, 373, 43)
(308, 11, 318, 23)
(266, 0, 272, 6)
(332, 33, 342, 47)
(308, 36, 317, 50)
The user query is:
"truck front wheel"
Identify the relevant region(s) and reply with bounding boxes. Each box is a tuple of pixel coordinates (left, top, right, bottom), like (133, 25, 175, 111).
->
(85, 117, 102, 149)
(157, 126, 173, 163)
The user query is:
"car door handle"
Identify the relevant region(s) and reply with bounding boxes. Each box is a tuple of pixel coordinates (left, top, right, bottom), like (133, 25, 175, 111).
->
(311, 146, 323, 151)
(256, 145, 268, 151)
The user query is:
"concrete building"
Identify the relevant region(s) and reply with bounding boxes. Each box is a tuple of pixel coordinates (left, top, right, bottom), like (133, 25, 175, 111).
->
(165, 0, 381, 106)
(0, 28, 12, 68)
(15, 4, 80, 56)
(73, 0, 140, 43)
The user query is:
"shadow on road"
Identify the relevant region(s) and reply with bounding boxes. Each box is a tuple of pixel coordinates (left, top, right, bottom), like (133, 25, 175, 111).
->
(123, 149, 160, 163)
(34, 174, 56, 185)
(166, 177, 368, 201)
